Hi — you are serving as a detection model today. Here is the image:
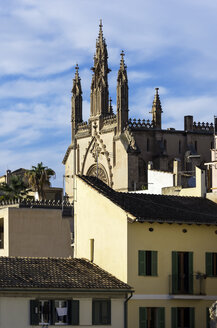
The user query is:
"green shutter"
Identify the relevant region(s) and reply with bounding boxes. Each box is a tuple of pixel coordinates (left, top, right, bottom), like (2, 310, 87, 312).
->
(50, 300, 55, 325)
(71, 300, 79, 325)
(30, 300, 40, 325)
(189, 307, 195, 328)
(139, 251, 146, 276)
(139, 307, 147, 328)
(206, 252, 213, 276)
(188, 252, 193, 294)
(206, 307, 210, 328)
(151, 251, 158, 276)
(157, 307, 165, 328)
(172, 252, 178, 294)
(171, 307, 177, 328)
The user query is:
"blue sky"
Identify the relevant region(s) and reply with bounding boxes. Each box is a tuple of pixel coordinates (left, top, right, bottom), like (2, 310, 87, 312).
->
(1, 0, 217, 187)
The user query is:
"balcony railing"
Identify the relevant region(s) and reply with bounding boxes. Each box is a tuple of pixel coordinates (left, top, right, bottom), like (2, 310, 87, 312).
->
(169, 273, 206, 295)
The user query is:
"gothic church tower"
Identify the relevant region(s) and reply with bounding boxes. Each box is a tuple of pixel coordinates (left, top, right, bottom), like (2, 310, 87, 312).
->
(90, 20, 111, 118)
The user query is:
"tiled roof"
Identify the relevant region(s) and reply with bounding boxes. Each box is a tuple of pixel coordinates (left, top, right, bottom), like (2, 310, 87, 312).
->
(79, 175, 217, 225)
(0, 257, 131, 290)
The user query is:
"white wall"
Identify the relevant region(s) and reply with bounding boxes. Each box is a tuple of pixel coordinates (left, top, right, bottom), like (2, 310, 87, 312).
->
(0, 295, 125, 328)
(133, 169, 174, 194)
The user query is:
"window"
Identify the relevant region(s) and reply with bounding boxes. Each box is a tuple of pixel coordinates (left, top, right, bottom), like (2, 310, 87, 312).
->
(138, 251, 157, 276)
(147, 138, 150, 152)
(163, 139, 167, 151)
(92, 300, 111, 325)
(171, 307, 194, 328)
(194, 141, 197, 152)
(206, 252, 217, 276)
(30, 299, 79, 325)
(172, 251, 193, 294)
(179, 141, 181, 154)
(0, 218, 4, 249)
(139, 307, 165, 328)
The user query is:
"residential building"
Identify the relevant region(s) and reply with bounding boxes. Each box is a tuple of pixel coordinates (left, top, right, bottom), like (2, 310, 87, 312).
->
(63, 22, 214, 199)
(0, 200, 73, 257)
(0, 256, 133, 328)
(74, 175, 217, 328)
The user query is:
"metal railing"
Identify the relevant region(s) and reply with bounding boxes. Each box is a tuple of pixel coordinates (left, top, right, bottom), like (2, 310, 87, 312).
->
(169, 273, 206, 295)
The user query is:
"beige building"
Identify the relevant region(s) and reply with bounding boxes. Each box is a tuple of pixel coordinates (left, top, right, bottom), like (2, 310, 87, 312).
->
(0, 200, 73, 257)
(74, 175, 217, 328)
(0, 256, 132, 328)
(63, 22, 214, 199)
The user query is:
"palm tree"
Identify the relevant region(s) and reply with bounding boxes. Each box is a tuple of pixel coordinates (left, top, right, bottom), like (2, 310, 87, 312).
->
(0, 175, 28, 200)
(25, 162, 55, 201)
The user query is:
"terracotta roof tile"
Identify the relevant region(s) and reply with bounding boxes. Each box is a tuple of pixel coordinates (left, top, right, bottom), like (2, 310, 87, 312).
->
(79, 175, 217, 225)
(0, 257, 131, 290)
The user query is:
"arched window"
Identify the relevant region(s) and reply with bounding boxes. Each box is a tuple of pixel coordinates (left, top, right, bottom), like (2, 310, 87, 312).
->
(147, 138, 150, 152)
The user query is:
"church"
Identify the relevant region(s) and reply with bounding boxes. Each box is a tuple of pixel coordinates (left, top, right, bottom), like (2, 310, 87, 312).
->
(63, 21, 214, 199)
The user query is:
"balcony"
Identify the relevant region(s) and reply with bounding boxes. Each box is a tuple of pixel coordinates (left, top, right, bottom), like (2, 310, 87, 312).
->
(169, 273, 206, 296)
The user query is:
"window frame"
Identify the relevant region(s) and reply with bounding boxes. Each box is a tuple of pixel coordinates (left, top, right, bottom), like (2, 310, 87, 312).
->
(92, 299, 111, 325)
(138, 250, 158, 277)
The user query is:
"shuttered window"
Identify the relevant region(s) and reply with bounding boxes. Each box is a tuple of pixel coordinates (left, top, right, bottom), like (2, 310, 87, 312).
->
(138, 250, 158, 276)
(139, 307, 165, 328)
(92, 300, 111, 325)
(171, 307, 194, 328)
(206, 252, 217, 276)
(171, 251, 193, 294)
(30, 299, 79, 326)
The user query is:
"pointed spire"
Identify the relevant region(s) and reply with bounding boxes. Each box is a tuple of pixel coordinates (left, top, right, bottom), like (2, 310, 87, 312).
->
(72, 64, 82, 95)
(120, 50, 126, 70)
(98, 19, 104, 42)
(90, 21, 110, 118)
(117, 51, 128, 134)
(151, 88, 163, 129)
(71, 64, 83, 142)
(109, 97, 113, 114)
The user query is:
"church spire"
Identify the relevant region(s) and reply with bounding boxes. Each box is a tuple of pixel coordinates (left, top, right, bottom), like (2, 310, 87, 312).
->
(90, 20, 111, 118)
(151, 88, 163, 129)
(117, 50, 128, 133)
(71, 64, 82, 143)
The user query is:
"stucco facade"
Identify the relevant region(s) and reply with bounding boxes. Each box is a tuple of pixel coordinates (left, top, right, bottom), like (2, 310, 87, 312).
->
(0, 294, 125, 328)
(0, 205, 73, 257)
(74, 176, 217, 328)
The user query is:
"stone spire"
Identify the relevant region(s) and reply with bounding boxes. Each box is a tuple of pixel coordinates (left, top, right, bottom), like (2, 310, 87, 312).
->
(151, 88, 163, 129)
(90, 20, 111, 118)
(117, 50, 128, 133)
(71, 64, 82, 143)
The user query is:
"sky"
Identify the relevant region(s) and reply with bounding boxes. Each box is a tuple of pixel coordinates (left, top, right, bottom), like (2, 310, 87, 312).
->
(1, 0, 217, 188)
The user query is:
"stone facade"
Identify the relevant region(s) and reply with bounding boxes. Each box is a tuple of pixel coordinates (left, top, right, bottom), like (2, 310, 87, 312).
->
(63, 22, 214, 199)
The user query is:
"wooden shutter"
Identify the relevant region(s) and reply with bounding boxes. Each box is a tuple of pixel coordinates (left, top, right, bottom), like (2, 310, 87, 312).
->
(157, 307, 165, 328)
(139, 251, 146, 276)
(206, 252, 213, 276)
(50, 300, 55, 325)
(188, 252, 193, 294)
(189, 307, 195, 328)
(69, 300, 79, 325)
(139, 307, 147, 328)
(206, 307, 210, 328)
(171, 307, 177, 328)
(30, 300, 40, 325)
(172, 252, 178, 294)
(151, 251, 158, 276)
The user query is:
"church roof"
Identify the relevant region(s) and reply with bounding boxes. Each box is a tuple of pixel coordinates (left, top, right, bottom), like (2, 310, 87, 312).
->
(78, 175, 217, 225)
(0, 256, 132, 291)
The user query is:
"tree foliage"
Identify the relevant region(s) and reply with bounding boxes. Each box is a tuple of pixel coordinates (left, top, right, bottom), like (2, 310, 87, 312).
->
(25, 162, 55, 200)
(0, 175, 28, 200)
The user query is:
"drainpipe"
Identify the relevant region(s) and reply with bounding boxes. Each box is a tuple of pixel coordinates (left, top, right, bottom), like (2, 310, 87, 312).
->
(124, 291, 133, 328)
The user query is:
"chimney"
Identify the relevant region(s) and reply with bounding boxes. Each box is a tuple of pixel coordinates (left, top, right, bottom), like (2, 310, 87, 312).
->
(184, 116, 193, 131)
